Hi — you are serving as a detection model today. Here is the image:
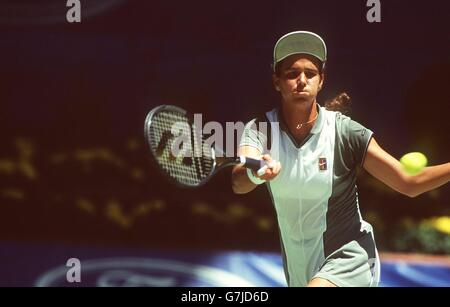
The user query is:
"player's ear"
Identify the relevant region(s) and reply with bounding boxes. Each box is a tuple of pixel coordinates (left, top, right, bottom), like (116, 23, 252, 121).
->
(318, 73, 325, 91)
(272, 73, 281, 91)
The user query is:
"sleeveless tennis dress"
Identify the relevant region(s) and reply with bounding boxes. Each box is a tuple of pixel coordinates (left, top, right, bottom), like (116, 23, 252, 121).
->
(240, 105, 380, 287)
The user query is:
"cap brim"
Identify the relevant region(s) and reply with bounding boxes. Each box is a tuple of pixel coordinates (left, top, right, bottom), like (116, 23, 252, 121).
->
(273, 31, 327, 70)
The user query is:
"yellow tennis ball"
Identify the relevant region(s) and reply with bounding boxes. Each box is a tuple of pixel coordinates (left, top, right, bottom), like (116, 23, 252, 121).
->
(400, 152, 427, 175)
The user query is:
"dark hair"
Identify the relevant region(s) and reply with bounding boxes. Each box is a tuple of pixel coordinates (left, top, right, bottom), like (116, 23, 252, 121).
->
(273, 56, 325, 77)
(324, 92, 351, 115)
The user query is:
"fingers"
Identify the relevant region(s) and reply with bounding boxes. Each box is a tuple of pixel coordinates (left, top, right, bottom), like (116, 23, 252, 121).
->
(260, 154, 273, 163)
(265, 160, 281, 176)
(272, 160, 282, 174)
(257, 156, 281, 181)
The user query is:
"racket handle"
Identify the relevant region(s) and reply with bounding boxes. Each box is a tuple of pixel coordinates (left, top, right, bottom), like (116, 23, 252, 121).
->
(238, 156, 263, 171)
(256, 165, 268, 177)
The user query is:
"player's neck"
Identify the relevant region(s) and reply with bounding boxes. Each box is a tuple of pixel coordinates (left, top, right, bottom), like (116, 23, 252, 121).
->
(281, 100, 318, 137)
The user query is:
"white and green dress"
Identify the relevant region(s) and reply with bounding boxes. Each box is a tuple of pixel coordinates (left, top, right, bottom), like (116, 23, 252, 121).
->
(240, 105, 380, 287)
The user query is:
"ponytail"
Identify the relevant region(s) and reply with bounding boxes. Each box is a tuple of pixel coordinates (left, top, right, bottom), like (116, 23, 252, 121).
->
(325, 92, 351, 115)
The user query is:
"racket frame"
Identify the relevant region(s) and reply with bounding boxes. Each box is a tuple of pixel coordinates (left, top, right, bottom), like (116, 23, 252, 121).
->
(144, 104, 262, 188)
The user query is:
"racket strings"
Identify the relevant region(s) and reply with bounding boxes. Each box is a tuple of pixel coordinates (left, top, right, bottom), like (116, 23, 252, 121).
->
(148, 110, 214, 186)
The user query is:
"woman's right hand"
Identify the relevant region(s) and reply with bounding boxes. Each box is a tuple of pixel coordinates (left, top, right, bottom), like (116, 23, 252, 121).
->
(257, 154, 282, 181)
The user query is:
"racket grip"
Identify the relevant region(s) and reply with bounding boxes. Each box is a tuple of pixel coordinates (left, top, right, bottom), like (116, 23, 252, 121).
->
(256, 165, 268, 177)
(239, 156, 263, 171)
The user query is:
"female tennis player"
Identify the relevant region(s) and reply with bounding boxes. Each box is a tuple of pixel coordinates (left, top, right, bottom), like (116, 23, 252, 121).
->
(231, 31, 450, 287)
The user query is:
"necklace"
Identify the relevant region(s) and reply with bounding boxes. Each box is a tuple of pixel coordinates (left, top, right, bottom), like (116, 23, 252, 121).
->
(296, 112, 319, 129)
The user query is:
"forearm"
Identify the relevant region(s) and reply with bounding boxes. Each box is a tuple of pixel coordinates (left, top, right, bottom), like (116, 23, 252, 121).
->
(232, 145, 264, 194)
(364, 138, 450, 198)
(407, 163, 450, 197)
(231, 166, 258, 194)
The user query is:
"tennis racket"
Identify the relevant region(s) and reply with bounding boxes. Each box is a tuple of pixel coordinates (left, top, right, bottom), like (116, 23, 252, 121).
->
(144, 105, 267, 188)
